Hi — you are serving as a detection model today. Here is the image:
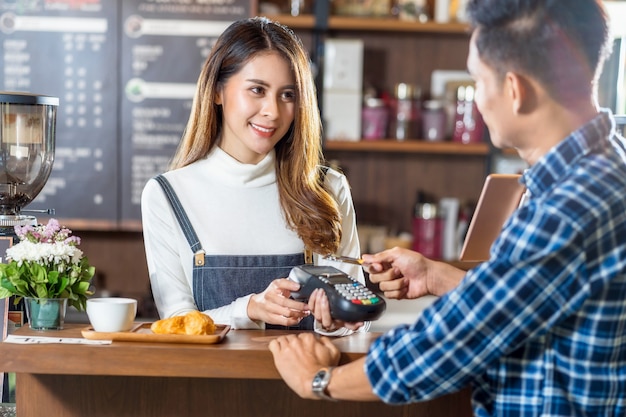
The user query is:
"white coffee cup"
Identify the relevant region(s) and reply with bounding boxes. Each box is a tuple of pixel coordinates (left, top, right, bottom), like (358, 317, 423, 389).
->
(86, 297, 137, 332)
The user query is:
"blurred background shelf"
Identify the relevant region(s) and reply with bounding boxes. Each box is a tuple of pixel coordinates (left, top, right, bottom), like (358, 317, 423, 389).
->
(324, 140, 489, 155)
(263, 14, 469, 33)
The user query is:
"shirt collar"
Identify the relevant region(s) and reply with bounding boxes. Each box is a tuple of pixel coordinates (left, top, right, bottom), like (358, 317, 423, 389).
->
(520, 109, 614, 198)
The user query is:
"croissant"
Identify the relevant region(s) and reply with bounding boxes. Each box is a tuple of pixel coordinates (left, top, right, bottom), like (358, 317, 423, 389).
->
(183, 310, 216, 335)
(151, 311, 216, 335)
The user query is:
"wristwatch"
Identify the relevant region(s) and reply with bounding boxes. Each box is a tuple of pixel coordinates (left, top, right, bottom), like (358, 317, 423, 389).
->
(311, 367, 337, 401)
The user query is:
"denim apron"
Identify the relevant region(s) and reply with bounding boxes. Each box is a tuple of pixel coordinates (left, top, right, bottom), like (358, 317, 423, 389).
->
(154, 174, 313, 330)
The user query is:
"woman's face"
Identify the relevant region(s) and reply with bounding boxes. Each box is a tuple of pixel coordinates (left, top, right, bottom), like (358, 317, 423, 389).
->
(216, 51, 296, 164)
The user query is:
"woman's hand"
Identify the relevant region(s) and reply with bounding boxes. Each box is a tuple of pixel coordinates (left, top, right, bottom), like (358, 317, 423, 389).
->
(307, 288, 363, 332)
(248, 278, 310, 326)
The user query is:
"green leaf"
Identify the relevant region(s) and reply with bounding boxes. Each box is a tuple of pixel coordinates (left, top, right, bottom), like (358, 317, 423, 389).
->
(57, 276, 69, 294)
(48, 270, 59, 285)
(35, 284, 48, 299)
(0, 287, 12, 299)
(1, 277, 18, 294)
(74, 281, 91, 295)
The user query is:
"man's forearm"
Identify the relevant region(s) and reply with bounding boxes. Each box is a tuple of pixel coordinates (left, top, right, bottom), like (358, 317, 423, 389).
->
(430, 261, 466, 296)
(326, 357, 380, 401)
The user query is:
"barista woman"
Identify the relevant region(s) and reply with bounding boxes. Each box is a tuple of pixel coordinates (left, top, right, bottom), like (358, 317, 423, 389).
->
(141, 17, 367, 335)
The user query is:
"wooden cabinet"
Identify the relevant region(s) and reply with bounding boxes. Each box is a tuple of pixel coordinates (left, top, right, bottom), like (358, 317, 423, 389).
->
(266, 14, 489, 237)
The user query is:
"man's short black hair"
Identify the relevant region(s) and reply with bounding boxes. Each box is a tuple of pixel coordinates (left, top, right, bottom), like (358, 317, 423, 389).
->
(466, 0, 612, 103)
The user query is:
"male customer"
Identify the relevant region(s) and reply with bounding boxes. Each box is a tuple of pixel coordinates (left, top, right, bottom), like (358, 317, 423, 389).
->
(268, 0, 626, 415)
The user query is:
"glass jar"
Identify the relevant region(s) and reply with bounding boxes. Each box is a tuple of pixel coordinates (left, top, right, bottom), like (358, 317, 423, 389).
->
(361, 98, 388, 140)
(422, 99, 446, 141)
(392, 83, 421, 141)
(395, 0, 429, 22)
(412, 203, 443, 259)
(452, 85, 485, 144)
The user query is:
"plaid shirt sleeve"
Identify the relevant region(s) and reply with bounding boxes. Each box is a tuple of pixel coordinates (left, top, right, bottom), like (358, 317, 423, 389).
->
(365, 113, 626, 415)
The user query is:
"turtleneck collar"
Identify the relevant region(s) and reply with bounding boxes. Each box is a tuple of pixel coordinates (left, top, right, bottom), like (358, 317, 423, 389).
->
(200, 146, 277, 188)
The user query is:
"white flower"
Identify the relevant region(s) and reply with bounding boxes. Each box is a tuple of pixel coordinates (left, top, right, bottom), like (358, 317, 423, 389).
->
(6, 240, 83, 267)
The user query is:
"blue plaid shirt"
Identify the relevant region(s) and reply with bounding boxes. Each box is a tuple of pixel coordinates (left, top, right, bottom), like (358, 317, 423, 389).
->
(365, 110, 626, 416)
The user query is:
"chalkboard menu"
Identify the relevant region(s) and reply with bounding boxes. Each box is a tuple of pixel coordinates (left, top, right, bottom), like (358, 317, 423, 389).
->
(0, 0, 252, 229)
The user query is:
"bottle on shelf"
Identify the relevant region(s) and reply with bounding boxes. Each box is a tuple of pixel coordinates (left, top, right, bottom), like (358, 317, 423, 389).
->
(362, 97, 389, 140)
(434, 0, 451, 23)
(412, 191, 443, 259)
(391, 82, 422, 141)
(422, 99, 447, 141)
(452, 85, 485, 144)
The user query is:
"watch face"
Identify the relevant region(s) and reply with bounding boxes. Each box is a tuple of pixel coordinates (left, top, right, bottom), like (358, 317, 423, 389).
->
(312, 368, 332, 400)
(312, 369, 328, 390)
(312, 368, 336, 401)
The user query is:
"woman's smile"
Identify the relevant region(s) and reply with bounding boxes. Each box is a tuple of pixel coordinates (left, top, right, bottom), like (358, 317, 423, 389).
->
(250, 122, 277, 138)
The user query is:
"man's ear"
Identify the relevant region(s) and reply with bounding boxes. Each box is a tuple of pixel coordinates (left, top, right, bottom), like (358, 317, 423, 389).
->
(505, 71, 537, 115)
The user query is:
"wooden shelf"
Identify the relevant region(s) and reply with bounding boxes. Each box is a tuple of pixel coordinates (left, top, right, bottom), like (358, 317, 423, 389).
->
(262, 14, 470, 34)
(500, 147, 520, 156)
(324, 140, 490, 155)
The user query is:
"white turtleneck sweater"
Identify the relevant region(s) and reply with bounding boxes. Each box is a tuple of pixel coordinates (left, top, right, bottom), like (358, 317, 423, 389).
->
(141, 147, 364, 332)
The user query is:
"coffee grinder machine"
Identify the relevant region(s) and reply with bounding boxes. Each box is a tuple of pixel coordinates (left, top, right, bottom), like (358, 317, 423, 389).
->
(0, 92, 58, 241)
(1, 92, 58, 403)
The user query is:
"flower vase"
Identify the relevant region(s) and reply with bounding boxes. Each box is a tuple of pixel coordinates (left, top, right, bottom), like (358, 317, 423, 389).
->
(24, 297, 68, 330)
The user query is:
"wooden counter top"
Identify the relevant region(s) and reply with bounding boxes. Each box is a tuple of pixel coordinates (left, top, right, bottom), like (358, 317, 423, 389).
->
(0, 323, 379, 379)
(0, 323, 473, 417)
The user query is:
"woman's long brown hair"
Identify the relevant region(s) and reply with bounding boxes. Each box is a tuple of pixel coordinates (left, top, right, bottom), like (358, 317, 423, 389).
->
(169, 17, 341, 255)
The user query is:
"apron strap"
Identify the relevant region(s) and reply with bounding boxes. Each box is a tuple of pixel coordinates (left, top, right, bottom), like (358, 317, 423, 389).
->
(153, 175, 205, 264)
